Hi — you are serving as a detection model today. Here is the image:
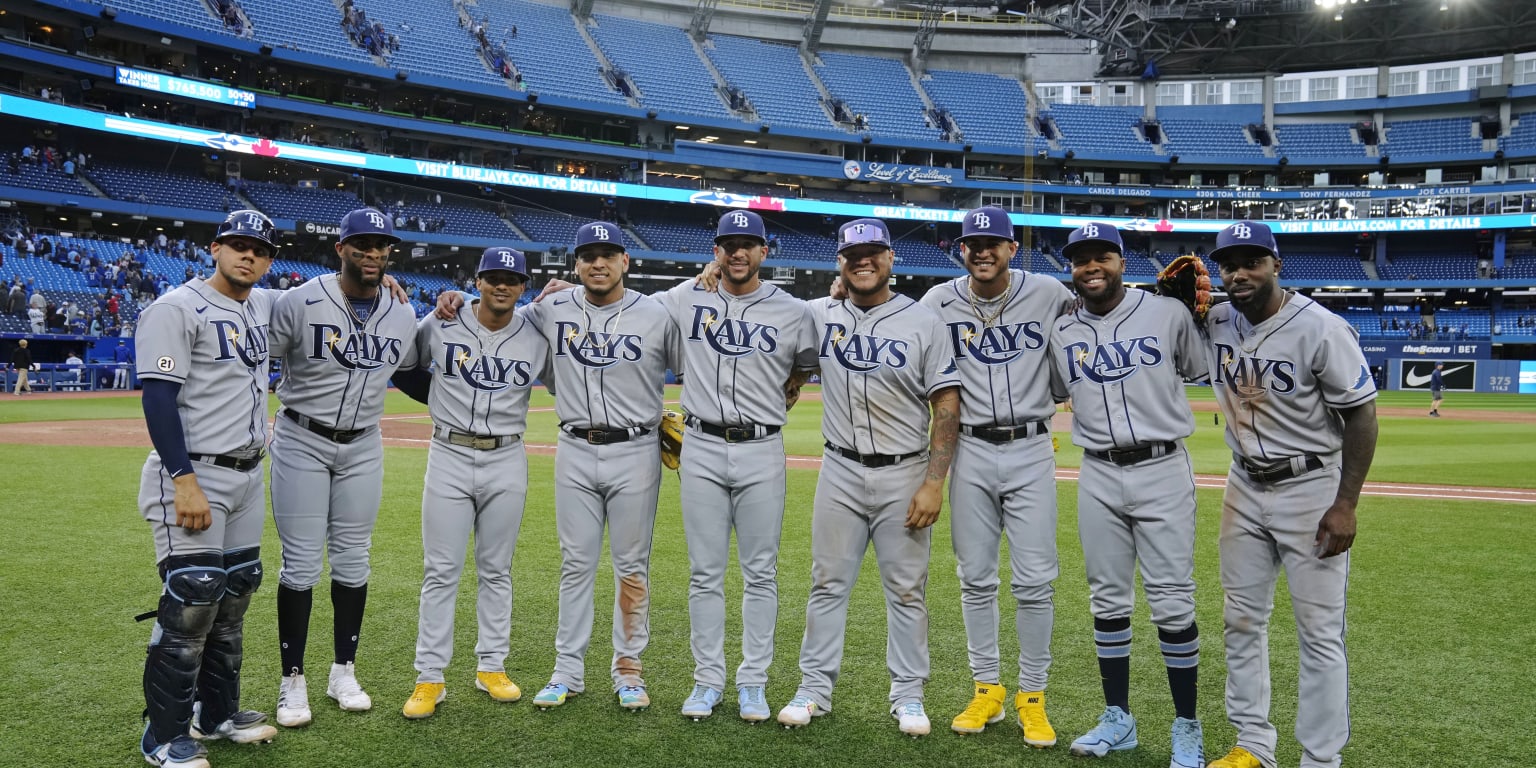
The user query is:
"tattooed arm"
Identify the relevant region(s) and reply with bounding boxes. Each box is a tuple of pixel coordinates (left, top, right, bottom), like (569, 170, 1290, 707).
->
(905, 384, 960, 530)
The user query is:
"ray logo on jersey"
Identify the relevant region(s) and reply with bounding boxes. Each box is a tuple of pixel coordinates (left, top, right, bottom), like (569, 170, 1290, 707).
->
(210, 319, 270, 368)
(947, 320, 1044, 365)
(1211, 343, 1298, 397)
(439, 342, 533, 391)
(553, 321, 644, 369)
(818, 323, 909, 372)
(306, 323, 404, 370)
(1062, 337, 1164, 384)
(687, 306, 778, 357)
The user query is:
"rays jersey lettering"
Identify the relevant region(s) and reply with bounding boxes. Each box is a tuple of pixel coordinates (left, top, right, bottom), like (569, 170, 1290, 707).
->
(440, 342, 533, 391)
(1064, 336, 1164, 384)
(687, 306, 779, 357)
(553, 321, 644, 368)
(307, 323, 404, 370)
(947, 320, 1045, 365)
(1212, 342, 1298, 396)
(210, 319, 270, 368)
(819, 322, 909, 372)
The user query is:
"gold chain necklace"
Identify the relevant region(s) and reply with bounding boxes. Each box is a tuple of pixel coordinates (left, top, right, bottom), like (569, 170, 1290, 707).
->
(966, 270, 1012, 327)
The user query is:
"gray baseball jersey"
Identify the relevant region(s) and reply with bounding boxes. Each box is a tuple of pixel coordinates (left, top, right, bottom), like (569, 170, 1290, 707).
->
(136, 279, 276, 562)
(1207, 293, 1376, 768)
(792, 293, 959, 712)
(655, 279, 819, 701)
(919, 270, 1071, 696)
(1049, 288, 1205, 633)
(409, 305, 551, 684)
(523, 287, 680, 693)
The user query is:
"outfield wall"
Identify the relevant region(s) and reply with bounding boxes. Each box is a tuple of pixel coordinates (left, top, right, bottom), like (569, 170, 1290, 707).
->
(1389, 358, 1536, 394)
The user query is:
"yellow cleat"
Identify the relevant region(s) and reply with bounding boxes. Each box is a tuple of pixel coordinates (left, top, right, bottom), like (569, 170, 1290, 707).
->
(1015, 690, 1057, 748)
(950, 681, 1006, 734)
(476, 671, 522, 703)
(402, 683, 445, 720)
(1207, 747, 1262, 768)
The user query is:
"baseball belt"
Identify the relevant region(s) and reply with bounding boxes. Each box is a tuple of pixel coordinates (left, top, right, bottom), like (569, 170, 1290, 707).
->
(1085, 441, 1178, 466)
(962, 421, 1050, 444)
(685, 414, 780, 443)
(824, 441, 924, 469)
(189, 452, 265, 472)
(560, 424, 651, 445)
(1237, 453, 1324, 484)
(433, 426, 520, 451)
(282, 408, 369, 444)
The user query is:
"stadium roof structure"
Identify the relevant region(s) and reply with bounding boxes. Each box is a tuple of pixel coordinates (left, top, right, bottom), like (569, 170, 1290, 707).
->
(995, 0, 1536, 76)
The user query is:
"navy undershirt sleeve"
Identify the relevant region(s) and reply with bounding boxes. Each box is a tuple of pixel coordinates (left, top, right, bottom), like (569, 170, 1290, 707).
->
(142, 379, 195, 478)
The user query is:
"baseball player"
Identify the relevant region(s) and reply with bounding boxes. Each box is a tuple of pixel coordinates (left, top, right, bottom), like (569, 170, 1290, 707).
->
(268, 207, 420, 727)
(521, 222, 680, 711)
(1202, 221, 1378, 768)
(654, 210, 819, 721)
(134, 210, 282, 768)
(918, 206, 1073, 744)
(389, 247, 550, 719)
(1048, 222, 1206, 768)
(775, 218, 960, 738)
(1429, 362, 1444, 417)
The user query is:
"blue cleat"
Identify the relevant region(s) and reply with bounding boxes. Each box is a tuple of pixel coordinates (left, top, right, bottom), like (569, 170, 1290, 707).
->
(680, 684, 722, 720)
(1169, 717, 1204, 768)
(617, 685, 650, 710)
(1069, 706, 1138, 757)
(532, 682, 572, 709)
(738, 686, 770, 723)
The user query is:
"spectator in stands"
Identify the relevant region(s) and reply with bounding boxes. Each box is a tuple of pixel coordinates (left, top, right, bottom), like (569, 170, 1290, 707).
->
(7, 153, 18, 175)
(27, 305, 44, 334)
(20, 145, 35, 164)
(62, 156, 75, 176)
(6, 282, 23, 316)
(28, 287, 45, 313)
(112, 340, 133, 389)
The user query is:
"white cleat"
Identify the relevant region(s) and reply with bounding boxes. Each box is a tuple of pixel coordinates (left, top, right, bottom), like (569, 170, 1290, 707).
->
(327, 662, 373, 712)
(189, 705, 277, 744)
(276, 670, 312, 728)
(893, 701, 931, 738)
(776, 695, 823, 729)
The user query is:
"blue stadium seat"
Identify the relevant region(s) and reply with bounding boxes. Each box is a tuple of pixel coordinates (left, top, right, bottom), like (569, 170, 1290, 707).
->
(590, 13, 732, 119)
(474, 0, 627, 105)
(814, 52, 942, 142)
(1048, 104, 1156, 157)
(923, 70, 1033, 148)
(706, 35, 835, 131)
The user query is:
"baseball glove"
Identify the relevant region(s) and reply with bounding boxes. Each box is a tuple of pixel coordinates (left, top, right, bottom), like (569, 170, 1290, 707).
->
(659, 409, 685, 471)
(1156, 254, 1214, 325)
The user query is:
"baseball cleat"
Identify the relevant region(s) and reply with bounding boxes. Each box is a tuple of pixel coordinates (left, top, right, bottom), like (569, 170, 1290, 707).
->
(189, 703, 277, 744)
(402, 683, 446, 719)
(776, 695, 823, 728)
(532, 682, 571, 709)
(893, 701, 931, 737)
(276, 670, 312, 728)
(1015, 690, 1057, 747)
(327, 662, 372, 712)
(1069, 706, 1138, 756)
(950, 681, 1005, 734)
(737, 686, 770, 723)
(1169, 717, 1204, 768)
(141, 728, 210, 768)
(1206, 746, 1262, 768)
(475, 671, 522, 702)
(617, 685, 650, 711)
(680, 684, 722, 720)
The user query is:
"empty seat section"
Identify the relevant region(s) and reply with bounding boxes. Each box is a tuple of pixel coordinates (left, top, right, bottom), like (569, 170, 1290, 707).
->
(814, 52, 941, 142)
(706, 35, 834, 131)
(1048, 104, 1156, 156)
(589, 13, 730, 118)
(924, 69, 1031, 148)
(475, 0, 627, 105)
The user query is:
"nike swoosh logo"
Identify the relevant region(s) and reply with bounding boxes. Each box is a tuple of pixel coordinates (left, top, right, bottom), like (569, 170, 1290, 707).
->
(553, 298, 570, 306)
(1408, 363, 1468, 387)
(1057, 321, 1073, 332)
(941, 298, 958, 307)
(306, 298, 323, 305)
(1213, 317, 1230, 324)
(195, 306, 208, 314)
(440, 321, 455, 329)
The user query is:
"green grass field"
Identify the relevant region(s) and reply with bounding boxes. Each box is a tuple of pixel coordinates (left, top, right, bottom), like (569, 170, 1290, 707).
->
(0, 389, 1532, 767)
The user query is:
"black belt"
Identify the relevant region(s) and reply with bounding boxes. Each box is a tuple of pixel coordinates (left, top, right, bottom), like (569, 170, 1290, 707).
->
(1238, 454, 1325, 484)
(1085, 441, 1178, 466)
(434, 427, 520, 451)
(824, 441, 923, 468)
(561, 424, 651, 445)
(189, 452, 264, 472)
(962, 421, 1049, 444)
(282, 409, 369, 444)
(686, 415, 781, 443)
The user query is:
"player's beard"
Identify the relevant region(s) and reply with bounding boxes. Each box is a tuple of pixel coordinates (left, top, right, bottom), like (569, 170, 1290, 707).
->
(1074, 270, 1122, 308)
(341, 255, 384, 290)
(1227, 273, 1278, 315)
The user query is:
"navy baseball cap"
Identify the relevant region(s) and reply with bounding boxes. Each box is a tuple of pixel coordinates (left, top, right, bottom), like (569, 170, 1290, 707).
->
(958, 205, 1016, 242)
(1209, 221, 1280, 261)
(573, 221, 625, 252)
(214, 209, 278, 250)
(1060, 222, 1124, 260)
(477, 246, 528, 278)
(715, 210, 767, 243)
(836, 218, 892, 253)
(339, 207, 400, 244)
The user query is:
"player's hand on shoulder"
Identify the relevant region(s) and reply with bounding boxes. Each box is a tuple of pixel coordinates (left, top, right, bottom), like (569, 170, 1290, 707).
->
(171, 474, 212, 532)
(534, 278, 575, 302)
(829, 276, 848, 301)
(381, 273, 410, 304)
(433, 290, 465, 320)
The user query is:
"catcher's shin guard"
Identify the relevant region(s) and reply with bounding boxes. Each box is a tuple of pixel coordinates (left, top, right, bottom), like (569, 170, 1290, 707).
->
(144, 553, 227, 747)
(197, 548, 262, 730)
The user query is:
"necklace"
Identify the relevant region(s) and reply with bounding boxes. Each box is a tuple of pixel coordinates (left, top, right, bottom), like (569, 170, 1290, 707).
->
(578, 289, 625, 339)
(966, 270, 1012, 327)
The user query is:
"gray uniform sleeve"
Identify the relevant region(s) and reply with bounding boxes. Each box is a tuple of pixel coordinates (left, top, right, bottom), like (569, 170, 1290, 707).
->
(1314, 318, 1377, 409)
(794, 302, 820, 372)
(135, 302, 194, 383)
